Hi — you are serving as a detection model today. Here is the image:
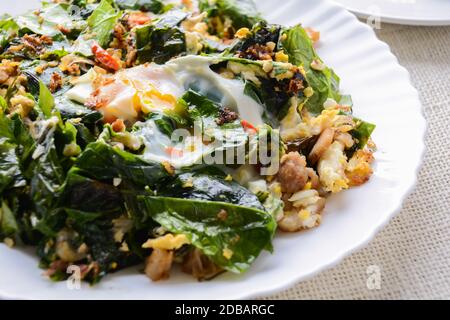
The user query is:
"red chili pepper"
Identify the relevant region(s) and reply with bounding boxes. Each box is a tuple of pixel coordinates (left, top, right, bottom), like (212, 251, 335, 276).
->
(241, 120, 258, 134)
(128, 12, 151, 26)
(111, 119, 125, 132)
(91, 42, 121, 71)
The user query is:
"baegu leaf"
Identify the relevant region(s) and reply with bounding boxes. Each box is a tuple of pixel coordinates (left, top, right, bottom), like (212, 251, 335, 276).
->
(135, 9, 187, 64)
(280, 24, 341, 115)
(199, 0, 263, 32)
(116, 0, 164, 13)
(158, 171, 265, 211)
(137, 195, 276, 273)
(0, 200, 19, 238)
(86, 0, 122, 48)
(352, 119, 376, 149)
(0, 139, 26, 194)
(74, 141, 170, 187)
(38, 81, 55, 118)
(0, 16, 19, 51)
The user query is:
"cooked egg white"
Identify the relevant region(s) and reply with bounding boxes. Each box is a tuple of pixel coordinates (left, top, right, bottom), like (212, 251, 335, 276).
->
(66, 56, 264, 125)
(65, 56, 266, 168)
(134, 120, 214, 168)
(167, 56, 265, 126)
(66, 63, 185, 122)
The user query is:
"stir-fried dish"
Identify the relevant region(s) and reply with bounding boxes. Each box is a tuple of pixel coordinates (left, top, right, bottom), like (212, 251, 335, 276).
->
(0, 0, 376, 283)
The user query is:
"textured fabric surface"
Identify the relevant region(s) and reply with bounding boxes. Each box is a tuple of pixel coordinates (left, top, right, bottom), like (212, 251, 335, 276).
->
(260, 23, 450, 300)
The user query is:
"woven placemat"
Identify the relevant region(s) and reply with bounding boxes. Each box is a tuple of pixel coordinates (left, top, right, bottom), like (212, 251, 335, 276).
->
(260, 23, 450, 300)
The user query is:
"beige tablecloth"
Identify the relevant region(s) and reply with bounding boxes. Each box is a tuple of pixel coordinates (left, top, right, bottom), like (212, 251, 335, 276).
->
(261, 23, 450, 300)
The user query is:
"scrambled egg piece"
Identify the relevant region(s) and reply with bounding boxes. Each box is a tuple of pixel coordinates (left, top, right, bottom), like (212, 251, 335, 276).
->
(281, 106, 341, 142)
(142, 234, 191, 250)
(235, 27, 251, 39)
(317, 141, 349, 193)
(280, 97, 307, 141)
(223, 248, 234, 260)
(346, 149, 374, 187)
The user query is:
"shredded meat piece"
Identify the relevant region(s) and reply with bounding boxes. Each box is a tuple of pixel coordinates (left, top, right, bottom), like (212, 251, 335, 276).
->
(278, 197, 326, 232)
(346, 149, 375, 187)
(238, 44, 274, 61)
(49, 72, 63, 93)
(78, 262, 100, 280)
(59, 54, 91, 76)
(57, 24, 72, 35)
(306, 168, 320, 190)
(277, 152, 309, 193)
(85, 89, 109, 110)
(0, 71, 9, 84)
(216, 107, 238, 125)
(334, 131, 354, 149)
(308, 128, 335, 165)
(44, 260, 69, 278)
(127, 12, 152, 28)
(22, 34, 52, 54)
(125, 48, 137, 67)
(144, 249, 174, 281)
(282, 193, 294, 211)
(0, 60, 19, 84)
(287, 73, 305, 95)
(112, 23, 127, 49)
(40, 35, 53, 45)
(182, 249, 223, 281)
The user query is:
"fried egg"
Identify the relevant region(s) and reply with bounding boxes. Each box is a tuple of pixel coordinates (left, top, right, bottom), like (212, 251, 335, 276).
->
(66, 55, 264, 125)
(65, 56, 265, 168)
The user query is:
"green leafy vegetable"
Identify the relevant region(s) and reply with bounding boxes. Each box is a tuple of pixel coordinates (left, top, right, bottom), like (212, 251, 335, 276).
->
(116, 0, 164, 13)
(138, 195, 276, 273)
(281, 25, 341, 114)
(54, 94, 102, 125)
(60, 170, 124, 216)
(0, 16, 18, 51)
(15, 3, 82, 39)
(159, 171, 265, 211)
(0, 112, 35, 175)
(213, 55, 304, 120)
(181, 90, 248, 154)
(199, 0, 263, 32)
(135, 10, 187, 64)
(0, 0, 377, 285)
(147, 111, 185, 137)
(38, 81, 55, 118)
(0, 140, 25, 194)
(75, 141, 170, 187)
(86, 0, 122, 48)
(29, 122, 66, 218)
(352, 119, 376, 149)
(0, 200, 19, 238)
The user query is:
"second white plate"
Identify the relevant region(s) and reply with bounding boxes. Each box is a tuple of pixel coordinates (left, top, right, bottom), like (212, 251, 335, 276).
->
(333, 0, 450, 26)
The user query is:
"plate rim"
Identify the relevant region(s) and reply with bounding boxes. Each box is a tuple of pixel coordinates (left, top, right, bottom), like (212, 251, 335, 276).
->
(332, 1, 450, 26)
(243, 1, 427, 299)
(244, 0, 427, 299)
(0, 0, 427, 300)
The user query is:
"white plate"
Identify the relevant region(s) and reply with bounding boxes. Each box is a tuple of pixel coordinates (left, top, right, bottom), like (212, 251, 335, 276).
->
(333, 0, 450, 26)
(0, 0, 425, 300)
(0, 0, 39, 16)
